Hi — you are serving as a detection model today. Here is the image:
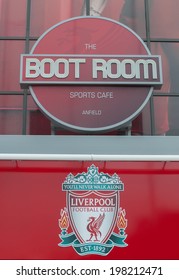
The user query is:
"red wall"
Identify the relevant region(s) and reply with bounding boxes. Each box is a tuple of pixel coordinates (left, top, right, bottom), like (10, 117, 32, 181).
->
(0, 160, 178, 259)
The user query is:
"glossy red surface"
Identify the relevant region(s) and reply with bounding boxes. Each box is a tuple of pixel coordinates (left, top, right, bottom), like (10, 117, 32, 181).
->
(0, 160, 179, 259)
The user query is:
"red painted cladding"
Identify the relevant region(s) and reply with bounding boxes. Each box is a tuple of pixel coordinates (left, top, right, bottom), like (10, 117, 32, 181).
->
(0, 161, 178, 259)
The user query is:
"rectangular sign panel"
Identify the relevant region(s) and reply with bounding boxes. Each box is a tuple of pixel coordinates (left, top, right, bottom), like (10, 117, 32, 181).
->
(20, 54, 163, 87)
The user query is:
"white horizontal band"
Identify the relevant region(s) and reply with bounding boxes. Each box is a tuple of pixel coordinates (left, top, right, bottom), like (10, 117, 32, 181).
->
(0, 153, 179, 161)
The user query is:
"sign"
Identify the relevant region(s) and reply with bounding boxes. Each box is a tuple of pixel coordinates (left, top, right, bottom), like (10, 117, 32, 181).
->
(58, 165, 127, 256)
(21, 55, 161, 85)
(20, 17, 162, 132)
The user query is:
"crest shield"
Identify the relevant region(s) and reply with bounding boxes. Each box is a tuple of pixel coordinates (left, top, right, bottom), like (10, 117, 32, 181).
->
(58, 164, 127, 256)
(67, 191, 118, 244)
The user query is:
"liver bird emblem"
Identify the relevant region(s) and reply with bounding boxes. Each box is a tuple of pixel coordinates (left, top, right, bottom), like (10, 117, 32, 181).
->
(86, 213, 105, 242)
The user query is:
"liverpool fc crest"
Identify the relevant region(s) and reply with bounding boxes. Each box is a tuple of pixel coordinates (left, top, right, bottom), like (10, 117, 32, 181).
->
(58, 164, 127, 256)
